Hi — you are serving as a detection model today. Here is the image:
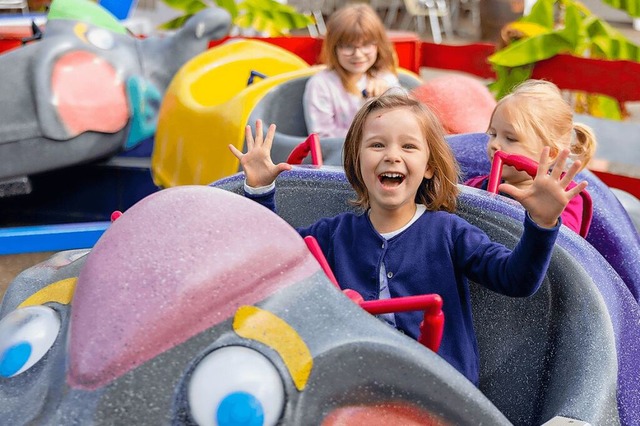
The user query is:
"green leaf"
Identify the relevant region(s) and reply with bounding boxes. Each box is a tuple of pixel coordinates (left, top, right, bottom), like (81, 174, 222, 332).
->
(161, 0, 207, 13)
(489, 65, 534, 98)
(522, 0, 556, 28)
(589, 94, 623, 119)
(214, 0, 239, 18)
(489, 33, 572, 67)
(157, 14, 195, 30)
(557, 2, 585, 49)
(591, 36, 640, 60)
(600, 0, 640, 17)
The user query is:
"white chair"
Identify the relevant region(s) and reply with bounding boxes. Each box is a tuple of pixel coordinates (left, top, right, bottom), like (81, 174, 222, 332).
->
(285, 0, 328, 36)
(0, 0, 29, 14)
(401, 0, 453, 43)
(450, 0, 480, 38)
(370, 0, 404, 28)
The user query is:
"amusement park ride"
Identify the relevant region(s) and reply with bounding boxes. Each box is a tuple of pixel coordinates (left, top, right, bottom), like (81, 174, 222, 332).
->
(1, 1, 639, 425)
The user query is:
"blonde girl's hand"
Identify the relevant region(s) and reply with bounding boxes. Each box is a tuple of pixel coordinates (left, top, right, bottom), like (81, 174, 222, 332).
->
(228, 120, 292, 188)
(364, 76, 391, 98)
(498, 147, 588, 229)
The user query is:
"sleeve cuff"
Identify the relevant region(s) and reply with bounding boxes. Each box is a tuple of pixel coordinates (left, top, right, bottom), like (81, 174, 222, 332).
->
(524, 212, 562, 232)
(244, 180, 275, 195)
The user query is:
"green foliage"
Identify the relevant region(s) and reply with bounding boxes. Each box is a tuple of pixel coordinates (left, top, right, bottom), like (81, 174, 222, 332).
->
(488, 0, 640, 119)
(158, 0, 313, 36)
(600, 0, 640, 17)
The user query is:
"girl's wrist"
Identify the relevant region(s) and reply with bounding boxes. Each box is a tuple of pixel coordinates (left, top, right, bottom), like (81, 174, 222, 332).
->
(528, 212, 559, 229)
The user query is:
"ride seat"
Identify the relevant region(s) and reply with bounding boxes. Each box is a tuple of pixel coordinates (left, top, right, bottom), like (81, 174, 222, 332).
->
(211, 168, 622, 425)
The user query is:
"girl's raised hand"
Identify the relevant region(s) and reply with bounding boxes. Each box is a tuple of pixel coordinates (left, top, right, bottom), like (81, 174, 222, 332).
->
(228, 120, 292, 188)
(498, 147, 588, 228)
(365, 76, 391, 98)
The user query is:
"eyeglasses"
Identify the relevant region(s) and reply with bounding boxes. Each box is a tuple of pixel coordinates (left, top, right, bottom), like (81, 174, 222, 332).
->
(337, 42, 377, 56)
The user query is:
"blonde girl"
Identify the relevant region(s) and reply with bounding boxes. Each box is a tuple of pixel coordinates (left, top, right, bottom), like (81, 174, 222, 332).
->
(303, 3, 399, 139)
(230, 92, 585, 386)
(466, 79, 597, 235)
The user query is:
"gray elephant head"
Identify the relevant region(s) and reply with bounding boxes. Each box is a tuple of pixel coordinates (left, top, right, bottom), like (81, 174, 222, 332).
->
(0, 0, 230, 187)
(0, 186, 511, 425)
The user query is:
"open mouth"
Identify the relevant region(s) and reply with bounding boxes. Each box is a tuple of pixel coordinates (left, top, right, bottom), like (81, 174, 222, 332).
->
(378, 172, 405, 187)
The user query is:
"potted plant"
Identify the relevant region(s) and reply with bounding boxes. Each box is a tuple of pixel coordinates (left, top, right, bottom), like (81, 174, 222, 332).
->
(488, 0, 640, 119)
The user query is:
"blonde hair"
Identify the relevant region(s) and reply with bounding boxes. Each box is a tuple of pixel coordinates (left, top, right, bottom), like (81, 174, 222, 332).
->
(343, 91, 460, 212)
(496, 79, 597, 170)
(321, 3, 398, 94)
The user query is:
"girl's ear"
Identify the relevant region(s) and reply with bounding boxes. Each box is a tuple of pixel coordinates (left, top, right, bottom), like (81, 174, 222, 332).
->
(424, 165, 434, 179)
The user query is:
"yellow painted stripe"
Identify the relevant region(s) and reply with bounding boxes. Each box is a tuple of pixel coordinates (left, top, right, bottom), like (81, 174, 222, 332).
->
(18, 277, 77, 308)
(233, 305, 312, 391)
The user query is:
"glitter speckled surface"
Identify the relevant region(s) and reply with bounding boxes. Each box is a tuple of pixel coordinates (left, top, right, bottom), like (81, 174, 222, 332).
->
(213, 165, 635, 425)
(1, 185, 520, 425)
(69, 186, 320, 389)
(1, 138, 638, 424)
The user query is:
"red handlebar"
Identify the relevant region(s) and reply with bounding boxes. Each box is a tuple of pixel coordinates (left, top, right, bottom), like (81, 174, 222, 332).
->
(486, 150, 593, 237)
(286, 134, 323, 166)
(487, 151, 539, 193)
(304, 235, 445, 353)
(359, 295, 444, 353)
(303, 236, 339, 288)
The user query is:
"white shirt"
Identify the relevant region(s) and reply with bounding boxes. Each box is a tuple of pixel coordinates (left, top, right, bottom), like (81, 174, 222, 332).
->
(303, 69, 399, 139)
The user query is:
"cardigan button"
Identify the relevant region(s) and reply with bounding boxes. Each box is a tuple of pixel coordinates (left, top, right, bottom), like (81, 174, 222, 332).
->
(381, 242, 385, 248)
(387, 271, 393, 278)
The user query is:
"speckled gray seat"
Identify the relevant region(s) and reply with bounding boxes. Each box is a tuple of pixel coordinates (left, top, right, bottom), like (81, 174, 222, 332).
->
(247, 75, 344, 165)
(211, 167, 622, 425)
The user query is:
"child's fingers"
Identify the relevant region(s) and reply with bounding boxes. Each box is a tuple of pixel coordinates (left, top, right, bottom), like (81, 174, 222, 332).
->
(254, 120, 264, 146)
(550, 149, 570, 180)
(245, 125, 255, 150)
(275, 162, 293, 174)
(228, 144, 242, 158)
(497, 182, 521, 201)
(263, 124, 277, 149)
(565, 180, 588, 199)
(536, 147, 551, 176)
(559, 159, 582, 187)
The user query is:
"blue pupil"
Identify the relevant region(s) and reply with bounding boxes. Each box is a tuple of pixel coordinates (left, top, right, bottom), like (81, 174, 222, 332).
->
(0, 341, 32, 377)
(216, 391, 264, 426)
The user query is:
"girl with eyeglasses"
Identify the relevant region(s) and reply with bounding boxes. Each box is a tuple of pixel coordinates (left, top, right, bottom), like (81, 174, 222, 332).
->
(303, 3, 400, 139)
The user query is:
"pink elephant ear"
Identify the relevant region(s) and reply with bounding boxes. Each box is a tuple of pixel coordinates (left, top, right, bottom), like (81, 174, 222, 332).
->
(52, 51, 129, 137)
(412, 75, 497, 135)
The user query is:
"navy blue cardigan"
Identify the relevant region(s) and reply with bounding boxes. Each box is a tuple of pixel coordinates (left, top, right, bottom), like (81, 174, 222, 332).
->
(247, 189, 560, 385)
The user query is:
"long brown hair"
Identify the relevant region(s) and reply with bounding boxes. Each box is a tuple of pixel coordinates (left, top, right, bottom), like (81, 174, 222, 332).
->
(344, 91, 460, 212)
(321, 3, 398, 94)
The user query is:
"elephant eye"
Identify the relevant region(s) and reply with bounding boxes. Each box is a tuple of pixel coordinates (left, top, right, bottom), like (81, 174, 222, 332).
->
(0, 306, 61, 378)
(188, 346, 285, 426)
(86, 28, 114, 50)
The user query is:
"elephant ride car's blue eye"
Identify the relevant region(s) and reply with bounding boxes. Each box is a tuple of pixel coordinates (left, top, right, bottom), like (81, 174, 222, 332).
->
(188, 346, 285, 426)
(0, 306, 61, 378)
(216, 391, 264, 426)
